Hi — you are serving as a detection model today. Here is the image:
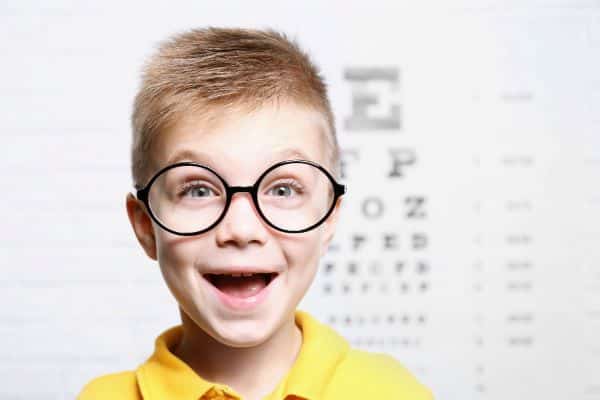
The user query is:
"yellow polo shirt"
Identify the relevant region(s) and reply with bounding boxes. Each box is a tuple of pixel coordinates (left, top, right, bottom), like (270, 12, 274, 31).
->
(77, 309, 434, 399)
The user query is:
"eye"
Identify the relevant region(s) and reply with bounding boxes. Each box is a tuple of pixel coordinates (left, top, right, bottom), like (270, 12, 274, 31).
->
(179, 182, 219, 198)
(267, 180, 304, 197)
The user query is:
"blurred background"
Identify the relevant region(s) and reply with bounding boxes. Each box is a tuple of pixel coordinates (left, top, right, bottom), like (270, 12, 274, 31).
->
(1, 1, 599, 399)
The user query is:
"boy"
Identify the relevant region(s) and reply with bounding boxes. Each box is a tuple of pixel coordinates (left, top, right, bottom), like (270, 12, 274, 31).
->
(77, 27, 433, 400)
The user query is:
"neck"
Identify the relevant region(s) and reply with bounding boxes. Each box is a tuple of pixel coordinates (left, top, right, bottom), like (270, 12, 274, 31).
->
(172, 307, 303, 399)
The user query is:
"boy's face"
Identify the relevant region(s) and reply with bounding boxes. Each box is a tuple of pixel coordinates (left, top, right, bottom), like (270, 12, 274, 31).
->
(126, 100, 341, 347)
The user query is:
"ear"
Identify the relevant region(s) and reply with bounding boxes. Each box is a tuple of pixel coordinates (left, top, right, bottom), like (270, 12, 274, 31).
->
(126, 193, 157, 260)
(319, 196, 343, 258)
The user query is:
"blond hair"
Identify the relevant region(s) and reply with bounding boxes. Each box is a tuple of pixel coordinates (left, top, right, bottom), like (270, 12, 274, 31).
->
(130, 27, 339, 189)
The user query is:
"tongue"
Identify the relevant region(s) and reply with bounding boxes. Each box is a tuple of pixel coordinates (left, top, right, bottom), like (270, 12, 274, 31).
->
(212, 275, 267, 298)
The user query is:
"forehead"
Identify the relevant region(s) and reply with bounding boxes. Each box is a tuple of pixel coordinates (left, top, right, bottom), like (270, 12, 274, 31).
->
(152, 101, 331, 179)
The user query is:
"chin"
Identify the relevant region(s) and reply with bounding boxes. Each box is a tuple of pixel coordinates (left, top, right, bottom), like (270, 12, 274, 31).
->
(209, 315, 275, 347)
(215, 327, 272, 348)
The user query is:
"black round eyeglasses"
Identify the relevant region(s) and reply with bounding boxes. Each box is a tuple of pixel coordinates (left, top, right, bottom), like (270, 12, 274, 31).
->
(135, 159, 346, 235)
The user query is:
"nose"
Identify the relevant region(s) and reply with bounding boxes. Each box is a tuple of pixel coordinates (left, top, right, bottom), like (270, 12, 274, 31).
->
(214, 191, 269, 248)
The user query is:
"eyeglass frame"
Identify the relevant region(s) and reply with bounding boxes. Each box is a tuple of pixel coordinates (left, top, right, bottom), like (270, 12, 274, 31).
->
(134, 159, 347, 236)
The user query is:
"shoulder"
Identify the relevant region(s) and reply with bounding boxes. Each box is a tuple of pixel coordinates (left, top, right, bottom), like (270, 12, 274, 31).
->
(327, 348, 434, 399)
(76, 370, 141, 400)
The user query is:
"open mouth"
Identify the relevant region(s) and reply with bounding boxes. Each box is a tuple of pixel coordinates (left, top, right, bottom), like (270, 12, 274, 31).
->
(204, 272, 278, 285)
(202, 272, 279, 299)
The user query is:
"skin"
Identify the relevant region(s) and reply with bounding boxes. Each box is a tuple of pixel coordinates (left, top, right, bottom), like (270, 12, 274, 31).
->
(125, 100, 342, 400)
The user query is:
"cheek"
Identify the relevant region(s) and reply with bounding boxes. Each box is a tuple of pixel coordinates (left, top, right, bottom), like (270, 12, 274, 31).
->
(154, 224, 203, 262)
(280, 229, 324, 279)
(155, 230, 184, 267)
(154, 230, 207, 287)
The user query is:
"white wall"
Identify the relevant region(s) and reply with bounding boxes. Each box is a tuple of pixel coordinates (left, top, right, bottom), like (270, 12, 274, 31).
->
(1, 1, 599, 399)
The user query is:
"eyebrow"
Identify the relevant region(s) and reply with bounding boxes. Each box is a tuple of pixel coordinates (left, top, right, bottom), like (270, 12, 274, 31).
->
(166, 149, 215, 166)
(165, 147, 313, 166)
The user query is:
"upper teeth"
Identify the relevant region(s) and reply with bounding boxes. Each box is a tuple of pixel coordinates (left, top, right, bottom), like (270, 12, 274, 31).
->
(230, 273, 255, 277)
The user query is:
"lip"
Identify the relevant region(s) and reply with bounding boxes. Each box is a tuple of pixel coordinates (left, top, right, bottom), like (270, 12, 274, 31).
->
(202, 272, 280, 311)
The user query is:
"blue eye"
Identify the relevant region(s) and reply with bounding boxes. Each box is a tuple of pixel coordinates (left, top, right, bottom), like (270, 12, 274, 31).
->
(270, 185, 293, 197)
(189, 186, 214, 197)
(267, 181, 304, 197)
(179, 182, 219, 198)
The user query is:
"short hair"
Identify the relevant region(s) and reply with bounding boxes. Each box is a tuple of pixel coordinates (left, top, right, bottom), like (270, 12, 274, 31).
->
(130, 26, 339, 190)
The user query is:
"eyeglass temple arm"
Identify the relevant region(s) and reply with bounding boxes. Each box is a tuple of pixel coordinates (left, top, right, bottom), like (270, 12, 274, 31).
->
(135, 187, 148, 202)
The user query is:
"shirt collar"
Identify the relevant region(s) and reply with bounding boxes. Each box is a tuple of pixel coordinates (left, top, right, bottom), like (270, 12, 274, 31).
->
(135, 309, 350, 400)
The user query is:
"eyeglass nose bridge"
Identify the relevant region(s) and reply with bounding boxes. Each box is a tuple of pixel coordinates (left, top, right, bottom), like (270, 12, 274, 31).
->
(228, 185, 255, 194)
(223, 184, 260, 210)
(219, 184, 268, 229)
(227, 185, 258, 200)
